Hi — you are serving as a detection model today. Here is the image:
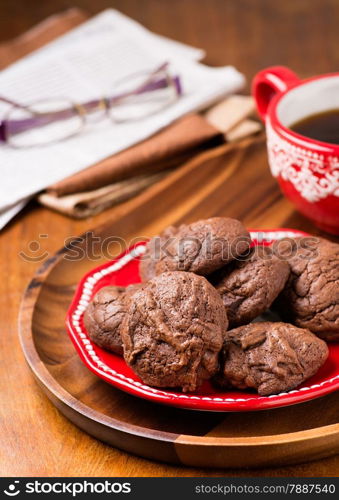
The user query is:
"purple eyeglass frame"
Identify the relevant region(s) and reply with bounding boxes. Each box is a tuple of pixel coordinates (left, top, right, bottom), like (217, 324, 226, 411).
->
(0, 63, 182, 144)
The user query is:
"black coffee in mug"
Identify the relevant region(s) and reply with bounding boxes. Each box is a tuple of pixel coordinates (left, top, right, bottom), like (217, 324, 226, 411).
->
(290, 109, 339, 144)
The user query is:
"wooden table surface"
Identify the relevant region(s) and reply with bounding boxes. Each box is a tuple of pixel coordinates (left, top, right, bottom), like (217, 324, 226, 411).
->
(1, 0, 339, 477)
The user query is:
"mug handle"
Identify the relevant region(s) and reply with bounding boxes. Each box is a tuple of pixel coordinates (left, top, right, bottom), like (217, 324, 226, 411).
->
(252, 66, 300, 121)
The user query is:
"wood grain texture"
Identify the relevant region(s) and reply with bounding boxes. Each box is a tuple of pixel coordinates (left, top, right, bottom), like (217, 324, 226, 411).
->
(18, 189, 339, 468)
(1, 0, 339, 477)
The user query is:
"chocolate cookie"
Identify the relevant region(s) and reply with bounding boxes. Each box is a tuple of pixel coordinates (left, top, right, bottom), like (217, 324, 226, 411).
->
(121, 271, 228, 392)
(139, 225, 179, 282)
(215, 322, 328, 396)
(140, 217, 251, 281)
(212, 245, 290, 327)
(273, 237, 339, 341)
(84, 284, 143, 355)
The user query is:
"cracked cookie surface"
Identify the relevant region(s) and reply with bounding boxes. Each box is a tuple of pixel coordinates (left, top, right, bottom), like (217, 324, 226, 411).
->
(215, 322, 328, 395)
(139, 225, 179, 282)
(273, 237, 339, 341)
(84, 284, 143, 355)
(139, 217, 251, 281)
(212, 245, 290, 327)
(121, 271, 228, 392)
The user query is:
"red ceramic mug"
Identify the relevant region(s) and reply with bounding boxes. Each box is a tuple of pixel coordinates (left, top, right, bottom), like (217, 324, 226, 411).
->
(252, 66, 339, 235)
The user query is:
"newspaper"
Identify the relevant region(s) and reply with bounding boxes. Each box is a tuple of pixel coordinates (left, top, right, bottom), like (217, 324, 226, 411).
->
(0, 9, 245, 227)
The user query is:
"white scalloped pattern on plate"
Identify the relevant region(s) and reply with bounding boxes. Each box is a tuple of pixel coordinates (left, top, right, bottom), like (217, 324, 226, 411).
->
(70, 230, 339, 404)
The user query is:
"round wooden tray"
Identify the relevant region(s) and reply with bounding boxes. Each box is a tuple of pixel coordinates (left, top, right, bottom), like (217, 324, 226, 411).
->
(19, 224, 339, 469)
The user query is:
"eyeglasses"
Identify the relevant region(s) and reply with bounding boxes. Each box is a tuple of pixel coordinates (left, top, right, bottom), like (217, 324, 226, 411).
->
(0, 63, 182, 148)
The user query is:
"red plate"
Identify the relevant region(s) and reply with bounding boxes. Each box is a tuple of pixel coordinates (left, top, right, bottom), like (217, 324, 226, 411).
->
(66, 228, 339, 411)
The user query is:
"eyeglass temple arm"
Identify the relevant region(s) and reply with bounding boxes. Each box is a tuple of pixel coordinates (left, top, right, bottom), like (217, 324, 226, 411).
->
(107, 75, 181, 106)
(0, 97, 24, 142)
(0, 121, 5, 142)
(0, 108, 78, 140)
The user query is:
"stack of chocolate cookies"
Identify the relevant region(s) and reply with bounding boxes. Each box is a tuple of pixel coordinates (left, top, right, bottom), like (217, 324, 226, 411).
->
(84, 217, 338, 396)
